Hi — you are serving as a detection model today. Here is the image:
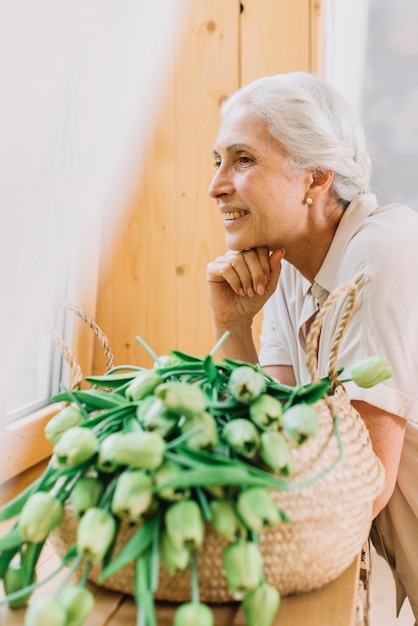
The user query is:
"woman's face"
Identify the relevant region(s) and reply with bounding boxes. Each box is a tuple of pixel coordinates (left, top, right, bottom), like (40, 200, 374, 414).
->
(208, 105, 311, 252)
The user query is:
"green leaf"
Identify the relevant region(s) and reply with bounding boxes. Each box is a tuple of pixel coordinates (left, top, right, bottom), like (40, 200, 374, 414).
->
(0, 527, 23, 552)
(0, 548, 18, 578)
(99, 519, 154, 583)
(84, 372, 139, 387)
(157, 363, 206, 377)
(290, 381, 330, 404)
(153, 465, 269, 491)
(202, 355, 218, 385)
(50, 389, 128, 410)
(0, 479, 42, 522)
(169, 350, 204, 363)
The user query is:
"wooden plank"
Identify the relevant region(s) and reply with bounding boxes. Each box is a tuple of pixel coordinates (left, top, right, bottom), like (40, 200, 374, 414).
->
(274, 557, 359, 626)
(0, 458, 49, 505)
(240, 0, 312, 84)
(310, 0, 324, 76)
(174, 0, 240, 357)
(93, 1, 240, 369)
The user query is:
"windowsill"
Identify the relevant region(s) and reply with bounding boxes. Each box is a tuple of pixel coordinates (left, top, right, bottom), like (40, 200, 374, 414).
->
(0, 403, 60, 484)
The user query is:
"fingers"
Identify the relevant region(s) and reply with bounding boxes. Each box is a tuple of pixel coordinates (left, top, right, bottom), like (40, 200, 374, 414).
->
(207, 247, 284, 297)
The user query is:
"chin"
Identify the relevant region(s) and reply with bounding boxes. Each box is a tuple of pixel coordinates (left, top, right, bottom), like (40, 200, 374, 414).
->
(225, 235, 263, 252)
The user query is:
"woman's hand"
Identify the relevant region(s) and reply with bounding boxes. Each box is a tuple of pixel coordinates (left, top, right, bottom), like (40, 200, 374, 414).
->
(206, 247, 285, 330)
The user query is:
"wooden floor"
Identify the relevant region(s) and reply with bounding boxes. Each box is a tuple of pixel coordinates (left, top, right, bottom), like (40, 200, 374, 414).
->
(0, 461, 361, 626)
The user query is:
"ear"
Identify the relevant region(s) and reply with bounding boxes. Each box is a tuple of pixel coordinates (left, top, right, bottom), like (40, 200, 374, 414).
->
(305, 169, 334, 202)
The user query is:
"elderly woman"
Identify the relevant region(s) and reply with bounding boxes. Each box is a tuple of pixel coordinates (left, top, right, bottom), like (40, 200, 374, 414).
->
(206, 72, 418, 622)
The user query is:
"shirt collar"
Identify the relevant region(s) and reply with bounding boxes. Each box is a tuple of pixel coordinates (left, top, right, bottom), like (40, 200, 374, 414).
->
(313, 193, 378, 299)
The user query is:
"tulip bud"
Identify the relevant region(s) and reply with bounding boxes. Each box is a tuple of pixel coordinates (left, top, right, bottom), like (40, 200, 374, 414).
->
(97, 433, 123, 473)
(173, 602, 214, 626)
(222, 418, 260, 459)
(125, 370, 163, 401)
(223, 541, 263, 598)
(351, 355, 393, 388)
(44, 406, 84, 444)
(282, 403, 319, 445)
(76, 507, 116, 561)
(154, 460, 191, 501)
(209, 499, 246, 542)
(204, 484, 228, 499)
(53, 426, 99, 468)
(110, 431, 165, 470)
(18, 492, 63, 543)
(70, 476, 104, 516)
(136, 396, 178, 436)
(236, 487, 280, 533)
(228, 366, 266, 403)
(155, 381, 206, 418)
(242, 583, 281, 626)
(159, 529, 190, 575)
(165, 500, 204, 550)
(111, 470, 153, 523)
(24, 597, 67, 626)
(181, 411, 219, 450)
(259, 431, 293, 475)
(57, 585, 95, 626)
(153, 354, 181, 369)
(3, 561, 34, 608)
(249, 394, 283, 431)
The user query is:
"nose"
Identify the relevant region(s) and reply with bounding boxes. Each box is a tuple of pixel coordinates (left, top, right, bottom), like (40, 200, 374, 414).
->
(208, 164, 233, 199)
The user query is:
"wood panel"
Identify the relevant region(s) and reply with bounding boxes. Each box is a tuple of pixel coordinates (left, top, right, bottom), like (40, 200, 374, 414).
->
(93, 1, 239, 372)
(91, 1, 321, 374)
(174, 1, 240, 355)
(240, 0, 313, 84)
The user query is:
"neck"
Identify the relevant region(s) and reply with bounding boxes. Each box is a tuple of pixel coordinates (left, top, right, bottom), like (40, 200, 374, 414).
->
(286, 198, 345, 283)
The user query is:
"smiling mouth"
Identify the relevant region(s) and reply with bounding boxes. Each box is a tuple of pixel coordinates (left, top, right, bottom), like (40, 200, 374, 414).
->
(224, 210, 248, 220)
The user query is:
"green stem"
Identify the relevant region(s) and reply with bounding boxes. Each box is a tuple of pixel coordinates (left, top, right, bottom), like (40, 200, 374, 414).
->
(164, 424, 205, 450)
(150, 513, 161, 594)
(80, 560, 92, 587)
(60, 383, 90, 420)
(209, 331, 231, 357)
(191, 549, 199, 603)
(54, 554, 84, 595)
(195, 487, 212, 522)
(136, 335, 163, 368)
(0, 560, 67, 606)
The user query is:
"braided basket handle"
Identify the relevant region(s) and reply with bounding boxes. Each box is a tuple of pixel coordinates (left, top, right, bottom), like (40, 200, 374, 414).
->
(306, 282, 358, 388)
(43, 301, 115, 390)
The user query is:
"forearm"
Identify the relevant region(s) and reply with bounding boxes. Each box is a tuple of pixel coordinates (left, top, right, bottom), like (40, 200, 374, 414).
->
(352, 400, 406, 519)
(213, 319, 259, 364)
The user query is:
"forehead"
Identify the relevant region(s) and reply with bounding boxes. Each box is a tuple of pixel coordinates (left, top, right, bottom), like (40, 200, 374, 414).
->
(212, 105, 272, 153)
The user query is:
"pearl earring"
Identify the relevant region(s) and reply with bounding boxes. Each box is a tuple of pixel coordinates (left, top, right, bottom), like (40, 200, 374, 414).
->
(305, 197, 313, 205)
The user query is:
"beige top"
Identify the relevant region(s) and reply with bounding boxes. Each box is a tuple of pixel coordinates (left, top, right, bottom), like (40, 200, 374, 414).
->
(259, 192, 418, 618)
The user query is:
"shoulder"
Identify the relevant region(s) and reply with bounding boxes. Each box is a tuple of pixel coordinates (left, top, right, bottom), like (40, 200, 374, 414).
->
(342, 202, 418, 281)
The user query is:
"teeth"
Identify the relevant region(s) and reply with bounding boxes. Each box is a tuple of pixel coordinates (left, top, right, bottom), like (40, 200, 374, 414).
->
(224, 210, 247, 220)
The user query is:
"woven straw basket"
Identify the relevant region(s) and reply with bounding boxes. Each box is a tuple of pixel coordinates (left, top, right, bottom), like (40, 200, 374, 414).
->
(48, 282, 385, 600)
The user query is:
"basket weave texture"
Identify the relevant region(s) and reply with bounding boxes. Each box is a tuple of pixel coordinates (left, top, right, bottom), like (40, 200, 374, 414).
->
(49, 282, 385, 600)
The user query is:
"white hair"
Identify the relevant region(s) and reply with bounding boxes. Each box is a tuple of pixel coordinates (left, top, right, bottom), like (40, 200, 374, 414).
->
(221, 72, 371, 206)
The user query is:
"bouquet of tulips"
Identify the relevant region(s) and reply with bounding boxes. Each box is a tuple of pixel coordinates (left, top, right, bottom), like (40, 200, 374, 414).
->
(0, 330, 392, 626)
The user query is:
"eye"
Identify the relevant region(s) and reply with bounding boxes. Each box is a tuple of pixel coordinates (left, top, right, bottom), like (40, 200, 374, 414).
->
(213, 158, 221, 168)
(237, 155, 253, 166)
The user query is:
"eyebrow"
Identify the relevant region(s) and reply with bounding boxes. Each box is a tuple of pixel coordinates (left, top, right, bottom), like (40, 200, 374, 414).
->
(211, 142, 254, 157)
